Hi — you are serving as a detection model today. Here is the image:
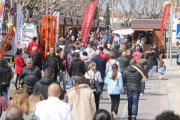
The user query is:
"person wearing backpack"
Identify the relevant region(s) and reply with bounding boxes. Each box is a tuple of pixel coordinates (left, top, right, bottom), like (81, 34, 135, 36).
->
(85, 61, 102, 110)
(0, 58, 13, 99)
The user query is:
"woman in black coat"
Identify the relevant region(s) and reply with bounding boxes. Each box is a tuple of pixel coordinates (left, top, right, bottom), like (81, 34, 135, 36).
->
(33, 68, 54, 99)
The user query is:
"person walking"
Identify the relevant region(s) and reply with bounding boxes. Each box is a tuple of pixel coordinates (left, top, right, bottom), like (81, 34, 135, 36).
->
(14, 50, 25, 89)
(32, 46, 42, 71)
(145, 47, 157, 77)
(18, 58, 41, 93)
(105, 50, 119, 75)
(0, 58, 13, 99)
(158, 59, 166, 80)
(105, 64, 124, 119)
(92, 50, 106, 91)
(68, 52, 86, 87)
(35, 83, 72, 120)
(33, 68, 54, 99)
(85, 61, 102, 110)
(43, 48, 59, 82)
(28, 37, 39, 56)
(67, 74, 96, 120)
(123, 59, 142, 120)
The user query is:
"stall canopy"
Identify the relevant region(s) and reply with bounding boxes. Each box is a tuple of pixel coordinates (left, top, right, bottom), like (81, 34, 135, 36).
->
(112, 29, 134, 35)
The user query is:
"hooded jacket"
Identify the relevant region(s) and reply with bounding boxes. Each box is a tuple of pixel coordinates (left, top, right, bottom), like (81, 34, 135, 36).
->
(123, 65, 142, 92)
(105, 71, 124, 95)
(67, 84, 96, 120)
(33, 77, 53, 99)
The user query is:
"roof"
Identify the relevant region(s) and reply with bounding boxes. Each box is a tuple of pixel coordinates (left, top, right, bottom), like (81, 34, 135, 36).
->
(131, 19, 168, 30)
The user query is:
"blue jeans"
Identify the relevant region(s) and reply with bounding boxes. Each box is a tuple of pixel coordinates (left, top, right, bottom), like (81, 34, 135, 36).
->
(127, 91, 140, 117)
(141, 83, 145, 94)
(58, 72, 66, 91)
(69, 77, 74, 87)
(2, 86, 8, 100)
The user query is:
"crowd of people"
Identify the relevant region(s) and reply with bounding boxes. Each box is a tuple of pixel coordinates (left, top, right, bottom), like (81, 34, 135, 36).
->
(0, 29, 170, 120)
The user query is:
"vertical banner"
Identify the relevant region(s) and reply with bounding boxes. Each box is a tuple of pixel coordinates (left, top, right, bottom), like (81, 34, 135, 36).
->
(52, 11, 60, 43)
(15, 4, 23, 48)
(159, 3, 171, 48)
(81, 2, 97, 44)
(0, 0, 6, 41)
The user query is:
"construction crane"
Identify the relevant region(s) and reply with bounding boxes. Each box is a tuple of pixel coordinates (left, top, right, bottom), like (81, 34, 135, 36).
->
(0, 26, 14, 59)
(40, 15, 57, 58)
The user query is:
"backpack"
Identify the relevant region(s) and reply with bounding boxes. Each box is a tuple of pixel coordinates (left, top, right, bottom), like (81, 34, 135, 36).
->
(87, 71, 97, 89)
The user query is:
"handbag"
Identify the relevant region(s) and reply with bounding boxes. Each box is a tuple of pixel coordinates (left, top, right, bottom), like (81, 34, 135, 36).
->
(131, 65, 147, 83)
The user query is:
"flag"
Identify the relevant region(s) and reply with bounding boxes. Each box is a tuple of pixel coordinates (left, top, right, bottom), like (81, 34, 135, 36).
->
(159, 3, 171, 48)
(52, 11, 60, 42)
(15, 4, 23, 48)
(81, 2, 97, 44)
(0, 0, 6, 41)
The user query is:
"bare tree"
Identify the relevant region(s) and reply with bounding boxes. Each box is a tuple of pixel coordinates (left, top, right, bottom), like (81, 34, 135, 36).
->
(12, 0, 91, 21)
(119, 0, 164, 19)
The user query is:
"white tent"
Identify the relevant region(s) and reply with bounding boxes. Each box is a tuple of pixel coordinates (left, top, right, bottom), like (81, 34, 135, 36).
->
(112, 29, 134, 35)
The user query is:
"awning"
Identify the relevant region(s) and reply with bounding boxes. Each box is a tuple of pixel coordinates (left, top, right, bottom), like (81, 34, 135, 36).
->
(112, 29, 134, 35)
(133, 29, 153, 31)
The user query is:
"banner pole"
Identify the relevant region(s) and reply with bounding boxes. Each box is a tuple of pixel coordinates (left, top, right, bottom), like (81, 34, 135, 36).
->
(170, 4, 173, 66)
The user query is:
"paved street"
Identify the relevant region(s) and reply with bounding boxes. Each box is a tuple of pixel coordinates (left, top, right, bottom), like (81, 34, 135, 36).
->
(8, 58, 180, 120)
(100, 58, 180, 120)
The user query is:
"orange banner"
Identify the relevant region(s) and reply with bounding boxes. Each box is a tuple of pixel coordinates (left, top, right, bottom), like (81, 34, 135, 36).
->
(159, 3, 171, 48)
(81, 2, 97, 44)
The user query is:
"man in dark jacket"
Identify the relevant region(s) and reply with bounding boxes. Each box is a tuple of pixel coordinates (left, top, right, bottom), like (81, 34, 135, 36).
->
(43, 48, 59, 81)
(18, 58, 41, 92)
(0, 58, 12, 98)
(92, 50, 106, 90)
(123, 59, 142, 120)
(68, 52, 86, 87)
(33, 68, 54, 99)
(32, 46, 42, 71)
(145, 47, 157, 77)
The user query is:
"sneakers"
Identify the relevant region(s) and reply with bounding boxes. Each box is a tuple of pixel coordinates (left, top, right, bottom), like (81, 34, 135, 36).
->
(140, 93, 144, 96)
(128, 116, 136, 120)
(112, 111, 117, 119)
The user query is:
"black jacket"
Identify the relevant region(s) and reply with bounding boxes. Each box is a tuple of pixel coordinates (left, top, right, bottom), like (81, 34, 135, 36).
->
(18, 66, 42, 85)
(92, 55, 106, 80)
(145, 51, 157, 67)
(43, 54, 59, 73)
(68, 59, 86, 77)
(0, 66, 12, 87)
(32, 51, 43, 70)
(33, 77, 53, 99)
(123, 65, 142, 92)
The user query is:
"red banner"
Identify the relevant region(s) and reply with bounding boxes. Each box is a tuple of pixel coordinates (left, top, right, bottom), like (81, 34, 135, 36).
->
(81, 2, 97, 44)
(159, 3, 171, 48)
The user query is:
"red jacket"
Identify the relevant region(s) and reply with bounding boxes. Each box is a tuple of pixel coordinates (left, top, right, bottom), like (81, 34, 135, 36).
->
(28, 41, 39, 56)
(100, 51, 109, 62)
(14, 55, 25, 74)
(132, 51, 141, 62)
